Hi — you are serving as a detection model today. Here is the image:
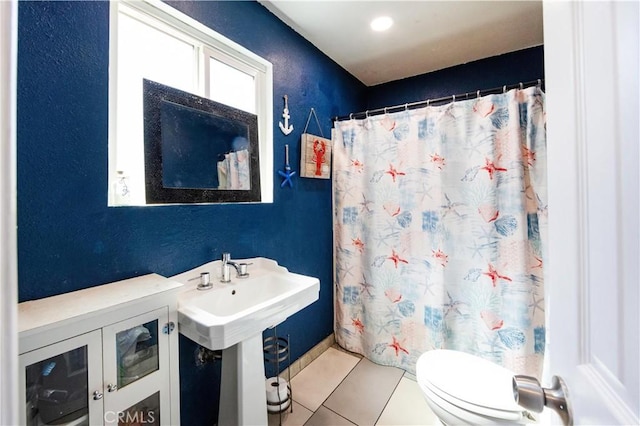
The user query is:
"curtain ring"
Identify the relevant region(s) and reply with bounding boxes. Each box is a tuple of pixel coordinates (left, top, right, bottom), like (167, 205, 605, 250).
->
(349, 113, 354, 120)
(537, 79, 542, 87)
(384, 107, 388, 115)
(405, 103, 408, 111)
(452, 94, 456, 102)
(519, 82, 524, 90)
(426, 99, 430, 107)
(503, 85, 507, 93)
(365, 110, 369, 118)
(476, 90, 481, 98)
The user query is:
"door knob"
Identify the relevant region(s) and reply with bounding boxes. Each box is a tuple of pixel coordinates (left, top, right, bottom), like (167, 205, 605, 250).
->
(513, 375, 573, 425)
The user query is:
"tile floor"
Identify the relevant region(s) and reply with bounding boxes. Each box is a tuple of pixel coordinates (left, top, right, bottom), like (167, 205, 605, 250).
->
(267, 347, 439, 426)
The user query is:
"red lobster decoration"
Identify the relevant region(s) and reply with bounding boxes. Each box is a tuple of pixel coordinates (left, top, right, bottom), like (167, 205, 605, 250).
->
(312, 139, 327, 176)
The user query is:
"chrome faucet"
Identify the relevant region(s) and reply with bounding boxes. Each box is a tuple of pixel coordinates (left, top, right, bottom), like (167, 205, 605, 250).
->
(221, 253, 250, 282)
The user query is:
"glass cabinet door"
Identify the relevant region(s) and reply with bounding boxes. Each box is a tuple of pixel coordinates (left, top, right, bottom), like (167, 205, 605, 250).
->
(117, 392, 160, 426)
(102, 308, 171, 425)
(116, 319, 160, 389)
(19, 330, 103, 426)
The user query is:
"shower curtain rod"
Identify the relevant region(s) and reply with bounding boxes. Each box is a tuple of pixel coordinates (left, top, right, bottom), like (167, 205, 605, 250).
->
(334, 78, 545, 122)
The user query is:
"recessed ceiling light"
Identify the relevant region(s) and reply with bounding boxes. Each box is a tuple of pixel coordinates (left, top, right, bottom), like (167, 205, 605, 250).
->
(370, 16, 393, 32)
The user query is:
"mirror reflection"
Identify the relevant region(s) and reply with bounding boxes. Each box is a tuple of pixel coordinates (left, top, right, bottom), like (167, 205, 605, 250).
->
(160, 101, 251, 190)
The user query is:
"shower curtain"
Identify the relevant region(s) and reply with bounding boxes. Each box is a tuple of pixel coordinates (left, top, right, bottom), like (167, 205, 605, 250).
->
(332, 86, 546, 378)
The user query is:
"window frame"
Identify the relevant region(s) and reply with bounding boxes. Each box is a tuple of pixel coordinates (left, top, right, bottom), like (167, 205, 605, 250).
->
(108, 0, 273, 205)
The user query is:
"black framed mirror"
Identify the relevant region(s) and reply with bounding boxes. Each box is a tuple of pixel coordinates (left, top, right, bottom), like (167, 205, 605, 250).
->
(143, 79, 261, 204)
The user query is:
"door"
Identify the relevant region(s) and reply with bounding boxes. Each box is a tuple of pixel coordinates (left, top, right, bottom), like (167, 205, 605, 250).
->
(19, 330, 104, 426)
(102, 307, 170, 426)
(544, 1, 639, 424)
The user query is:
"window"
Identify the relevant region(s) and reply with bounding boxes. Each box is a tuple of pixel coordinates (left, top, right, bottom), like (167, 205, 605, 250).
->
(108, 0, 273, 205)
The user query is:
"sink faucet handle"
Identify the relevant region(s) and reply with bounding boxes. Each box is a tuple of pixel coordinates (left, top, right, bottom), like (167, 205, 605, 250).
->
(222, 252, 231, 262)
(196, 272, 213, 290)
(237, 263, 250, 278)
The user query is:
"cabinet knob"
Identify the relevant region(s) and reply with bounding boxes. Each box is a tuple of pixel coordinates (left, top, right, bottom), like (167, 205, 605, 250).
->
(93, 390, 103, 400)
(107, 383, 118, 392)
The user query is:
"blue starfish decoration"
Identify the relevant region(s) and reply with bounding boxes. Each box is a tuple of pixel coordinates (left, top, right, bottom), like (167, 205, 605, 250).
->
(279, 166, 296, 187)
(279, 144, 296, 187)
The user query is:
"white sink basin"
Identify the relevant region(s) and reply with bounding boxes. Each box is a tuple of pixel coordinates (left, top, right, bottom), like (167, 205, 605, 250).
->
(172, 257, 320, 425)
(173, 257, 320, 350)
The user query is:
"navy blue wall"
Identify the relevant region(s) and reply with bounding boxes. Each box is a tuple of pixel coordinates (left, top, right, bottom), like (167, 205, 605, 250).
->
(17, 1, 543, 423)
(367, 46, 544, 109)
(17, 1, 365, 424)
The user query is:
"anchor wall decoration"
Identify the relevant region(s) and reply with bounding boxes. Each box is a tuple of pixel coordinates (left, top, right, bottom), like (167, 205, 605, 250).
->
(278, 95, 294, 135)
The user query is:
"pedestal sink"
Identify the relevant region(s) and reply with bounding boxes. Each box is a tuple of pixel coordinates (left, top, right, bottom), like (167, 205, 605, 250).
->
(172, 258, 320, 425)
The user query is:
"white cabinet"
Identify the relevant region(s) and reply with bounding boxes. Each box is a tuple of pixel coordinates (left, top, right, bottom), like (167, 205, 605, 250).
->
(18, 274, 182, 426)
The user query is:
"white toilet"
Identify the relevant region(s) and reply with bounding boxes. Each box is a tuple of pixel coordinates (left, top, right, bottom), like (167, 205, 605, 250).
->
(416, 349, 536, 425)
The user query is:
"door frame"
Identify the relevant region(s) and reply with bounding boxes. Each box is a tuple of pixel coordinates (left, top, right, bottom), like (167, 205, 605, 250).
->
(0, 0, 18, 424)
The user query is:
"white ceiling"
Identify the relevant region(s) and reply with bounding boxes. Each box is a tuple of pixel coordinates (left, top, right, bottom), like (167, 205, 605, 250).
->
(258, 1, 544, 86)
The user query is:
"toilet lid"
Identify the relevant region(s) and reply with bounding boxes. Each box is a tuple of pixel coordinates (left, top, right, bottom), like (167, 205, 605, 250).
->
(419, 377, 525, 423)
(416, 349, 524, 414)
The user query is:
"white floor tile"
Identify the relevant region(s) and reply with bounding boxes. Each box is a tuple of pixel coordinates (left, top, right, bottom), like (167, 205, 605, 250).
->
(304, 406, 356, 426)
(290, 347, 360, 411)
(323, 358, 404, 426)
(376, 377, 439, 425)
(267, 401, 314, 426)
